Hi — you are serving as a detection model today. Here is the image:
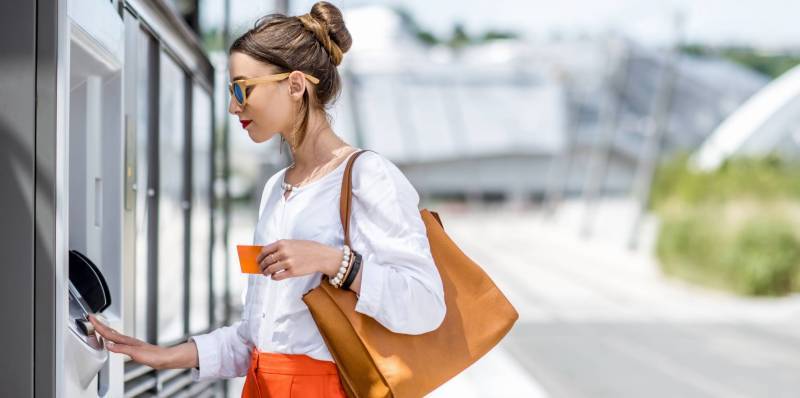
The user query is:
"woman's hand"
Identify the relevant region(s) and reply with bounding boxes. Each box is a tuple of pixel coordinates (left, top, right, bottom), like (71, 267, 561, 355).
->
(256, 239, 342, 281)
(87, 314, 197, 370)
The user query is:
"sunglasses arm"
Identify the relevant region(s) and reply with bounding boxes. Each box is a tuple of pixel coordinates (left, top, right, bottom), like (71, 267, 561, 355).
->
(243, 73, 319, 86)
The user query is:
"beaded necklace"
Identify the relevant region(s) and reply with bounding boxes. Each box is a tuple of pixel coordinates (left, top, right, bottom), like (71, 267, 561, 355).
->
(280, 150, 353, 192)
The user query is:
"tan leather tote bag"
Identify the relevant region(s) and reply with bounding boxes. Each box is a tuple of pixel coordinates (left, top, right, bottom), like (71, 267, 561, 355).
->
(302, 150, 519, 397)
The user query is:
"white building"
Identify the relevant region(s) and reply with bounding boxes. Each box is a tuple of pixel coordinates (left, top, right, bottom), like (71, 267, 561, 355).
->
(327, 6, 767, 202)
(245, 5, 766, 204)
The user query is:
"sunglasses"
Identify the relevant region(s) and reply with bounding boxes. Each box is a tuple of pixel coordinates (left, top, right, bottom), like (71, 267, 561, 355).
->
(228, 72, 320, 107)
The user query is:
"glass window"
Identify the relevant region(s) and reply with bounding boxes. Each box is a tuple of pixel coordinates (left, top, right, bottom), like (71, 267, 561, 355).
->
(134, 28, 153, 341)
(213, 116, 228, 326)
(189, 83, 212, 333)
(212, 197, 228, 325)
(157, 52, 187, 344)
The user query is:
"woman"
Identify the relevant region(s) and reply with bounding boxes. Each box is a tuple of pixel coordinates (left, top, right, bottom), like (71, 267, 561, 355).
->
(88, 2, 446, 397)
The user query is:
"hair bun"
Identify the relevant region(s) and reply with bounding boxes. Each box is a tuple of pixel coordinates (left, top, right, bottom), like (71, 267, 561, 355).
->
(298, 1, 352, 66)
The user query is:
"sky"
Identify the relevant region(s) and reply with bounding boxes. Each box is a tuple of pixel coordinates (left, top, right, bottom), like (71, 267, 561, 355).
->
(201, 0, 800, 49)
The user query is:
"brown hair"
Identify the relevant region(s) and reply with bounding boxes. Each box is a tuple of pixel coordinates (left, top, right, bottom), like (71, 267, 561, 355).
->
(230, 1, 352, 148)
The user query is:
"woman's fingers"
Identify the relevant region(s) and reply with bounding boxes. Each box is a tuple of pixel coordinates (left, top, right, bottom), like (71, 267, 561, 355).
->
(256, 240, 284, 264)
(257, 248, 278, 268)
(105, 341, 131, 355)
(87, 315, 141, 346)
(271, 266, 294, 281)
(87, 315, 117, 339)
(105, 342, 164, 369)
(262, 259, 288, 276)
(259, 250, 286, 273)
(87, 315, 117, 340)
(86, 315, 169, 369)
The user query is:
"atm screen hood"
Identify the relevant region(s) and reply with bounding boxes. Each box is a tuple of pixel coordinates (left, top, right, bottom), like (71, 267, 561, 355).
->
(69, 250, 111, 314)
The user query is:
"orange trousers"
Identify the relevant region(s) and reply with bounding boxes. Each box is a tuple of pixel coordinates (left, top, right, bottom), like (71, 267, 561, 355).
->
(241, 349, 348, 398)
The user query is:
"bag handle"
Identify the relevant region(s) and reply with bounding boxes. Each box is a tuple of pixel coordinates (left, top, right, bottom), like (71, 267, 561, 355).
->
(339, 149, 372, 247)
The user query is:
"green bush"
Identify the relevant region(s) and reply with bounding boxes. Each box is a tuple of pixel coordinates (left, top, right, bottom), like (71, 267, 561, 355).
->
(723, 219, 800, 296)
(652, 154, 800, 296)
(679, 45, 800, 79)
(651, 153, 800, 208)
(656, 210, 727, 289)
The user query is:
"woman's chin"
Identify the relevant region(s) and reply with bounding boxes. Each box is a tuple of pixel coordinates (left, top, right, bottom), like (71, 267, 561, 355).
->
(247, 128, 278, 144)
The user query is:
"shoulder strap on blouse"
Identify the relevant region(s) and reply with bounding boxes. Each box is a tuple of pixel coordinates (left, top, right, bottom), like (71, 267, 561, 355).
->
(340, 149, 373, 247)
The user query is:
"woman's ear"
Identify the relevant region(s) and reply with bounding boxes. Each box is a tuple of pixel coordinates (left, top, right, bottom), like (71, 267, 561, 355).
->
(287, 71, 307, 101)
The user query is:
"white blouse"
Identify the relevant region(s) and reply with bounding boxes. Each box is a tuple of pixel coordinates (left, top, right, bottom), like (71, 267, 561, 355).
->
(189, 150, 446, 381)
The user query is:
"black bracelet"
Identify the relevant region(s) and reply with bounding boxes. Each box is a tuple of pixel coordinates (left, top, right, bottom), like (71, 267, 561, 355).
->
(341, 251, 362, 291)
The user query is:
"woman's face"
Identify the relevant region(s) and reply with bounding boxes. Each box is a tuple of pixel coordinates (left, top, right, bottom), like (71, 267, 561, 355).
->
(227, 52, 295, 143)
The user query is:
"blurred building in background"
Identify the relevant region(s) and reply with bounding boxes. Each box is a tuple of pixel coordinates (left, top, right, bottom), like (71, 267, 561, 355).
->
(245, 5, 768, 206)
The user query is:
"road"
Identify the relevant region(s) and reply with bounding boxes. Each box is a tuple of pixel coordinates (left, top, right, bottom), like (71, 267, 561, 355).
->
(429, 207, 800, 398)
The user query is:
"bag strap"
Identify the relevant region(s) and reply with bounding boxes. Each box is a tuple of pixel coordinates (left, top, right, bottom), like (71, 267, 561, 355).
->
(339, 149, 372, 247)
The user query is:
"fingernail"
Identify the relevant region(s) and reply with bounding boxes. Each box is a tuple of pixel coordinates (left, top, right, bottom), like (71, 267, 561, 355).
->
(107, 341, 115, 347)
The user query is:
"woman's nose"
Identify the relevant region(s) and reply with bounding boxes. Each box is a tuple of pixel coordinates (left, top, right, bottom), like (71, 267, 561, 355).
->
(228, 95, 244, 115)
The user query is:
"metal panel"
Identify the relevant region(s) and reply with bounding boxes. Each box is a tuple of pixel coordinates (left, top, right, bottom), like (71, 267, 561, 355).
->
(0, 0, 37, 395)
(146, 34, 161, 345)
(183, 72, 193, 336)
(36, 0, 64, 396)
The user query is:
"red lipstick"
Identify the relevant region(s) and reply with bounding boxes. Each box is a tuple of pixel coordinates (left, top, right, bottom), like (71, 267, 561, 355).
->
(240, 120, 252, 128)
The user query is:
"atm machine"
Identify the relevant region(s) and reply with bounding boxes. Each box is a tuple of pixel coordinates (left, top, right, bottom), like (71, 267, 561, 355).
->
(3, 0, 223, 396)
(64, 2, 126, 397)
(66, 250, 113, 396)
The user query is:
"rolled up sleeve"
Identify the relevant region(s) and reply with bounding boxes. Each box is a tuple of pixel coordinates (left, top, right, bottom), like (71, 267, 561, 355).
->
(189, 278, 255, 381)
(188, 319, 253, 381)
(350, 152, 446, 335)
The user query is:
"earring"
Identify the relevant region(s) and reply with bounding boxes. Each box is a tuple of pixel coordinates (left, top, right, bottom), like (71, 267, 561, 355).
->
(280, 134, 285, 154)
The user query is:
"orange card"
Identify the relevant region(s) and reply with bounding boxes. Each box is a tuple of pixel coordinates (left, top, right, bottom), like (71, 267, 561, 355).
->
(237, 245, 264, 274)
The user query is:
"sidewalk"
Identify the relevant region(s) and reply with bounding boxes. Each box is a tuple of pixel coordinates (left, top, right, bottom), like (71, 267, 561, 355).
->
(443, 204, 800, 324)
(437, 203, 800, 397)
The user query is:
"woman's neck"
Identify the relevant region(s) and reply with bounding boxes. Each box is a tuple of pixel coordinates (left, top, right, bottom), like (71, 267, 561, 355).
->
(286, 117, 351, 171)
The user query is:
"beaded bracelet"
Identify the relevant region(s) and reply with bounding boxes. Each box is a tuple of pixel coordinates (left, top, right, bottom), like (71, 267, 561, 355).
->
(338, 253, 355, 287)
(340, 251, 362, 291)
(329, 245, 352, 288)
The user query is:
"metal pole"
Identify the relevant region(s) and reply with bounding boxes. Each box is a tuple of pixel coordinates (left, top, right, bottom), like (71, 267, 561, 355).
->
(580, 38, 630, 238)
(273, 0, 291, 166)
(543, 70, 577, 217)
(628, 13, 684, 250)
(221, 0, 231, 327)
(343, 67, 366, 148)
(220, 1, 232, 395)
(275, 0, 289, 14)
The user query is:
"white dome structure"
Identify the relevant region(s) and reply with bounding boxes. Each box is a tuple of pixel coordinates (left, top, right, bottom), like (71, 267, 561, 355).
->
(693, 64, 800, 170)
